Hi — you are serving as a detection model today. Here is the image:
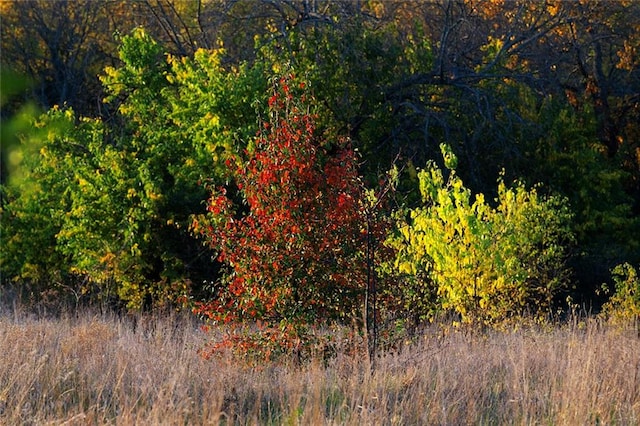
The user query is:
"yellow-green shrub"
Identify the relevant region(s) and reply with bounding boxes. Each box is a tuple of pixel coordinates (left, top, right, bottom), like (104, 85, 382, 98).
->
(599, 263, 640, 327)
(387, 144, 574, 326)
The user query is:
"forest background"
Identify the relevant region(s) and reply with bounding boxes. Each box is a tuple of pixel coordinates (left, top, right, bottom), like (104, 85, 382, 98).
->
(1, 0, 639, 354)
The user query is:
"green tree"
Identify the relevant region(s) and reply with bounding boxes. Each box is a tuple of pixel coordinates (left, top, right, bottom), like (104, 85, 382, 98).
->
(1, 29, 269, 309)
(0, 107, 72, 299)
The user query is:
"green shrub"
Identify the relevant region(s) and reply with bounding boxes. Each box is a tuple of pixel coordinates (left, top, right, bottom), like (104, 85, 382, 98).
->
(599, 263, 640, 327)
(386, 144, 575, 326)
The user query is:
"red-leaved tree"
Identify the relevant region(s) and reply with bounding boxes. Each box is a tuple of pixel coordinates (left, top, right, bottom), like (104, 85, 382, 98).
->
(192, 76, 379, 359)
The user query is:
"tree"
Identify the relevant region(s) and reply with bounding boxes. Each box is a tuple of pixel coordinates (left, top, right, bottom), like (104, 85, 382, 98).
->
(0, 107, 72, 302)
(0, 0, 118, 116)
(193, 76, 376, 359)
(1, 29, 267, 309)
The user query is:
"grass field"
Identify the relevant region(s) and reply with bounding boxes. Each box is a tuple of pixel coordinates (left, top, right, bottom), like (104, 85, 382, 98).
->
(1, 303, 638, 425)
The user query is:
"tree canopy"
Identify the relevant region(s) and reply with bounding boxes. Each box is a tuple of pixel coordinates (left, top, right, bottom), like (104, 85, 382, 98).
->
(2, 1, 639, 343)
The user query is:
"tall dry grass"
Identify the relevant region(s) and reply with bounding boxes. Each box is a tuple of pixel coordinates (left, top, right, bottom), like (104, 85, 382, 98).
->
(0, 303, 638, 425)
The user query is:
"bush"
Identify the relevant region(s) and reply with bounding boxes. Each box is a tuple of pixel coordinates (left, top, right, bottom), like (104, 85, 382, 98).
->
(386, 144, 575, 326)
(599, 263, 640, 328)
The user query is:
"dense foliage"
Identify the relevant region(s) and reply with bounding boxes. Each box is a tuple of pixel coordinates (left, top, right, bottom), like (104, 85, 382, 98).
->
(387, 144, 574, 325)
(2, 1, 640, 353)
(192, 77, 375, 356)
(598, 263, 640, 328)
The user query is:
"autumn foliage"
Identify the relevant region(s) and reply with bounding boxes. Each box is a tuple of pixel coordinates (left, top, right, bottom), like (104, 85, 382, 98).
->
(3, 1, 640, 361)
(193, 77, 370, 358)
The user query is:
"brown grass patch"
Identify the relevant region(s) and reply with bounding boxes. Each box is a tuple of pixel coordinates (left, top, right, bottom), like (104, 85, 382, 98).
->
(0, 307, 638, 425)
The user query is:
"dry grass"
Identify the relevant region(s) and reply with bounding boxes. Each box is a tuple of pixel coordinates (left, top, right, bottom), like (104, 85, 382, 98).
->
(0, 304, 638, 425)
